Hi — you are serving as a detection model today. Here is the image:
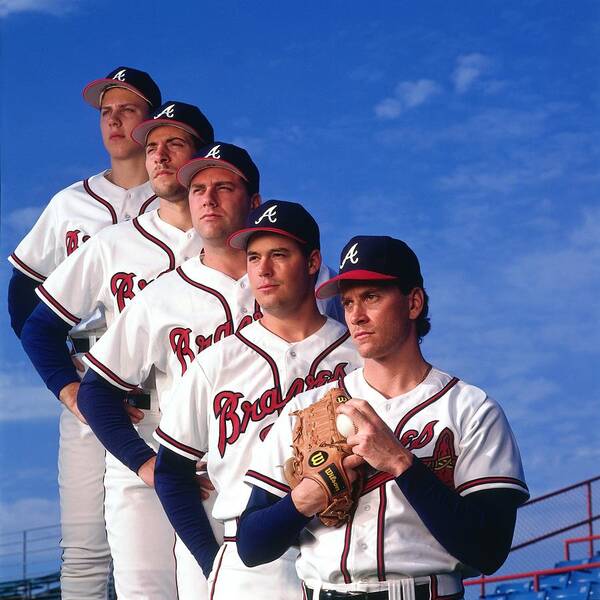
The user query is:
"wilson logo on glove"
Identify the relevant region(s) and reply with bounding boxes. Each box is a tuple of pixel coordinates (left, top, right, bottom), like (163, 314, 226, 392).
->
(309, 451, 328, 467)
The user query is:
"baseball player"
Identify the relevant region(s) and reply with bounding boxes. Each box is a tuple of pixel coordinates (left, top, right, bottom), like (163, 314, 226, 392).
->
(238, 235, 529, 599)
(6, 66, 161, 599)
(77, 141, 264, 600)
(20, 100, 214, 600)
(152, 200, 363, 600)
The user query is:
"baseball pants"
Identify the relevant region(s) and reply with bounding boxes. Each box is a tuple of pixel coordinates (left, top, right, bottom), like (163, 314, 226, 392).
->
(58, 407, 111, 599)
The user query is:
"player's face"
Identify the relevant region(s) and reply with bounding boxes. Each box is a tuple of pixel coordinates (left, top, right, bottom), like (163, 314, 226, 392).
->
(188, 168, 260, 242)
(340, 283, 423, 361)
(100, 87, 149, 160)
(247, 234, 321, 317)
(145, 126, 197, 201)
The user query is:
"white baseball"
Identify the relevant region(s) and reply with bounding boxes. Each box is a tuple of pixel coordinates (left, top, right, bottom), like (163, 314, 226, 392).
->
(336, 413, 356, 438)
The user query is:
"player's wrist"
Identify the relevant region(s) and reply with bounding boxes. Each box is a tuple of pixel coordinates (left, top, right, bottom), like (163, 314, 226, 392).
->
(390, 451, 414, 478)
(291, 481, 324, 517)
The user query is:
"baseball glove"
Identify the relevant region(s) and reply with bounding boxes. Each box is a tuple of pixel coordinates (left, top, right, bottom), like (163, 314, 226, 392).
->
(283, 387, 362, 527)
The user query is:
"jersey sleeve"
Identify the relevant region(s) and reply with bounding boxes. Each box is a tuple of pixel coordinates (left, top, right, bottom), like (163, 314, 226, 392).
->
(8, 198, 60, 282)
(82, 292, 158, 391)
(35, 234, 107, 327)
(244, 400, 298, 498)
(454, 396, 529, 499)
(153, 361, 212, 461)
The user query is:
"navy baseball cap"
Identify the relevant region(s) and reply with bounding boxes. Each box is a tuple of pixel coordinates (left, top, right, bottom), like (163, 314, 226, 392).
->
(131, 101, 214, 146)
(83, 66, 161, 110)
(177, 142, 260, 194)
(228, 200, 320, 251)
(316, 235, 423, 299)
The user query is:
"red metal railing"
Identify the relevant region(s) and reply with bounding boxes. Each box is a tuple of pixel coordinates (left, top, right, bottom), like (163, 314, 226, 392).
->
(467, 561, 600, 597)
(464, 475, 599, 598)
(509, 475, 599, 553)
(565, 535, 600, 560)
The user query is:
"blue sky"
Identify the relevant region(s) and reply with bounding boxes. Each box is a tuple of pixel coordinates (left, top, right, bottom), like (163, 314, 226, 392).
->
(1, 1, 599, 541)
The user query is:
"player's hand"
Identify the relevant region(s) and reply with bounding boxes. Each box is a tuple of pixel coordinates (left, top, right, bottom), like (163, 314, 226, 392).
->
(195, 463, 215, 501)
(138, 456, 156, 488)
(124, 402, 144, 424)
(337, 399, 413, 477)
(60, 382, 87, 424)
(291, 457, 363, 517)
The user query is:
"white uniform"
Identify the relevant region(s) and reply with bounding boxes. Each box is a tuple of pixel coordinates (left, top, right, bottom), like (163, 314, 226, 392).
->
(8, 171, 157, 600)
(36, 208, 201, 600)
(155, 318, 362, 600)
(246, 367, 529, 597)
(82, 256, 344, 599)
(9, 171, 157, 282)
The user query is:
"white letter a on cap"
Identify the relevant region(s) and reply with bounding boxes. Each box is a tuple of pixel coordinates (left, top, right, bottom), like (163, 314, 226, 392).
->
(154, 104, 175, 119)
(340, 242, 359, 268)
(204, 145, 221, 159)
(254, 205, 278, 224)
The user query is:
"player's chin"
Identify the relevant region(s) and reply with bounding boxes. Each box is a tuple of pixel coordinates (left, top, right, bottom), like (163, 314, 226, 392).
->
(105, 143, 143, 160)
(152, 180, 184, 200)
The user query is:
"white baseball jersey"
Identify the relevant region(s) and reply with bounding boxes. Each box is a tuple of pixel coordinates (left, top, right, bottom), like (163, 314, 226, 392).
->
(83, 256, 342, 415)
(35, 208, 201, 331)
(154, 318, 361, 600)
(156, 318, 361, 521)
(245, 367, 528, 595)
(9, 171, 157, 282)
(8, 171, 157, 599)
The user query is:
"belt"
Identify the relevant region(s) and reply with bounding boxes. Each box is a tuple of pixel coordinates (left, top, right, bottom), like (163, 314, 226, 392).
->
(306, 583, 430, 600)
(126, 392, 151, 410)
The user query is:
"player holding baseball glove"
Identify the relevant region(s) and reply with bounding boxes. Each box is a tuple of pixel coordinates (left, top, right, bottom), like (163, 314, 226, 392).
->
(153, 201, 362, 600)
(239, 235, 529, 600)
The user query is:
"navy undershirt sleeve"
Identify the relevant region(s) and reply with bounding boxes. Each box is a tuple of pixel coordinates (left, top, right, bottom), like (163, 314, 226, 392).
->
(396, 457, 524, 574)
(237, 486, 310, 567)
(20, 301, 79, 398)
(154, 446, 219, 578)
(237, 462, 524, 573)
(78, 370, 155, 473)
(8, 268, 40, 338)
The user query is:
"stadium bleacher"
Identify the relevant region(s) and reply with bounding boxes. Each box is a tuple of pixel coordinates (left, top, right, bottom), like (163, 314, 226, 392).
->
(483, 555, 600, 600)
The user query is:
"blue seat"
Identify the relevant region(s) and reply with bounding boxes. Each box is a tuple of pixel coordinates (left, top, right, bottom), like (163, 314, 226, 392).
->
(539, 575, 570, 590)
(589, 583, 599, 599)
(496, 582, 534, 595)
(506, 591, 547, 600)
(547, 583, 591, 600)
(556, 559, 593, 569)
(572, 571, 600, 585)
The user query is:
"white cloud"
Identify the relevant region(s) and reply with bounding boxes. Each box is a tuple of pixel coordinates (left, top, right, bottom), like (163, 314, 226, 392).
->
(0, 0, 79, 17)
(0, 498, 59, 532)
(452, 53, 491, 94)
(375, 79, 441, 119)
(0, 364, 61, 421)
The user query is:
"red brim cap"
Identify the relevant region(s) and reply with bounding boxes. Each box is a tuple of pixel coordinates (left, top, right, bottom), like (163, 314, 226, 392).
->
(177, 158, 248, 188)
(82, 79, 150, 109)
(315, 270, 398, 299)
(227, 227, 306, 250)
(131, 119, 206, 146)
